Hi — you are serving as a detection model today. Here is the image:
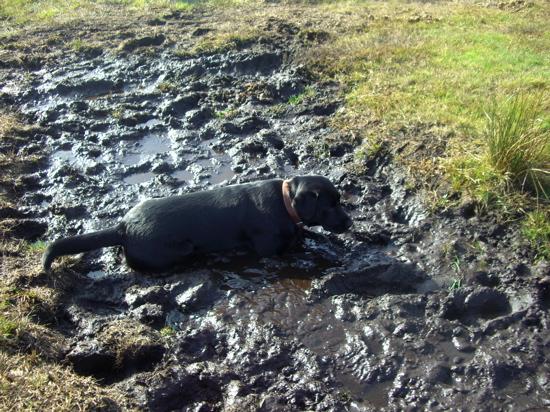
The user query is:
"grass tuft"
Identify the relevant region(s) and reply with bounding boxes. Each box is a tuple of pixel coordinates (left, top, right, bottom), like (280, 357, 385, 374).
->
(522, 209, 550, 260)
(0, 316, 17, 340)
(484, 93, 549, 197)
(447, 154, 509, 209)
(446, 92, 549, 212)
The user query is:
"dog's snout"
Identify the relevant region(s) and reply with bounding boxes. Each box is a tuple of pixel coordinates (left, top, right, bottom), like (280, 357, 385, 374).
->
(323, 209, 352, 234)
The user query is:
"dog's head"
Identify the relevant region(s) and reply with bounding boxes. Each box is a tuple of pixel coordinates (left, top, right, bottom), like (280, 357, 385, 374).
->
(289, 175, 352, 234)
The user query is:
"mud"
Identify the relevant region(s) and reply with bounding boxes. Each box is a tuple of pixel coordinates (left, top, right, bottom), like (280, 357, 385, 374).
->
(1, 22, 549, 412)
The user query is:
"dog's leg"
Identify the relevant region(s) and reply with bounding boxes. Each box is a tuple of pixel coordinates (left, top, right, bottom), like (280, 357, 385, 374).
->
(125, 239, 194, 272)
(251, 234, 284, 257)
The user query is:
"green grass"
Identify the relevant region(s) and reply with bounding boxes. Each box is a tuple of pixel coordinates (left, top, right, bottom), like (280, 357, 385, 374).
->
(303, 1, 549, 252)
(484, 94, 549, 197)
(69, 38, 85, 50)
(448, 278, 462, 291)
(446, 93, 549, 212)
(215, 107, 238, 119)
(0, 0, 261, 25)
(160, 325, 175, 337)
(287, 86, 315, 105)
(308, 1, 549, 199)
(522, 209, 550, 260)
(447, 155, 508, 208)
(26, 240, 47, 253)
(317, 4, 549, 132)
(0, 315, 17, 340)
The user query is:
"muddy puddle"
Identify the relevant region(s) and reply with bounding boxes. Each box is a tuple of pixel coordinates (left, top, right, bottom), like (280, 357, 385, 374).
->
(1, 34, 549, 411)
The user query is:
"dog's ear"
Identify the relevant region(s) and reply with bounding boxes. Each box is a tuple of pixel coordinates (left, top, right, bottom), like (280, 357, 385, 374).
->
(292, 189, 319, 221)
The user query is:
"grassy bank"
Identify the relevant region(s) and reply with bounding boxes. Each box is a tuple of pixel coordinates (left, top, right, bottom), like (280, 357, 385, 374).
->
(302, 0, 549, 256)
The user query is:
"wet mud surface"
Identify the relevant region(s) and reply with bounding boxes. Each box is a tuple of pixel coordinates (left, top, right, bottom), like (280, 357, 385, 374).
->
(1, 25, 549, 411)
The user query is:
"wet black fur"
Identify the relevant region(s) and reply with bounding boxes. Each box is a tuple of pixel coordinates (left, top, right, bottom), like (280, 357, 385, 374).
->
(42, 175, 352, 273)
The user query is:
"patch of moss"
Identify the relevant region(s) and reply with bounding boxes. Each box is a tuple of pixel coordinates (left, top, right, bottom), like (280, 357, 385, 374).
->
(26, 240, 47, 253)
(287, 86, 315, 105)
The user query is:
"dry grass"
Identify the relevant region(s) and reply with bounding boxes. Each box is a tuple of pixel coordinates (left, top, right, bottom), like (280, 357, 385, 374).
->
(0, 112, 133, 410)
(99, 319, 162, 367)
(0, 352, 130, 411)
(0, 231, 132, 410)
(0, 113, 19, 138)
(0, 238, 132, 409)
(0, 0, 190, 25)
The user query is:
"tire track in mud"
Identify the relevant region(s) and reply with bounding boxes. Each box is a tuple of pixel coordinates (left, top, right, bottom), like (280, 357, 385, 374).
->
(1, 33, 549, 411)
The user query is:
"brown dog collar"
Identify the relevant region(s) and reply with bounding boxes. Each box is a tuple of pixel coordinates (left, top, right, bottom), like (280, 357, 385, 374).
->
(282, 179, 304, 229)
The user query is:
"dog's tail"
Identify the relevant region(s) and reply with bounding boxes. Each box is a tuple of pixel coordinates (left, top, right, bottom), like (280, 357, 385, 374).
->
(42, 224, 125, 271)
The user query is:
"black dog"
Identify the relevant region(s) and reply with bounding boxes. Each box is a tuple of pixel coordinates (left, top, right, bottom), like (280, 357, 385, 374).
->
(42, 175, 352, 272)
